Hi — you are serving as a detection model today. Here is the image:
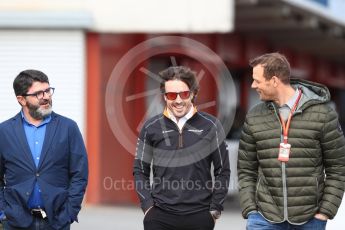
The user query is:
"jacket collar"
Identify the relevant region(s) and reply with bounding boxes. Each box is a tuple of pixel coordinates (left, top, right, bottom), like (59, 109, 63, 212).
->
(266, 78, 330, 111)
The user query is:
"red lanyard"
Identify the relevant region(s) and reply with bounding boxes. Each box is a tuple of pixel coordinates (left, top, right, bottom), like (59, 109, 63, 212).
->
(279, 89, 302, 144)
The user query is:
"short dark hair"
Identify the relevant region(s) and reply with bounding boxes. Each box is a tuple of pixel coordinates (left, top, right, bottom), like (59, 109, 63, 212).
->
(13, 69, 50, 96)
(159, 66, 200, 101)
(249, 52, 291, 84)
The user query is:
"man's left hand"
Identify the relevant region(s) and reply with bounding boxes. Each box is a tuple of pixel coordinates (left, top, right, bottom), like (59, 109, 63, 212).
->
(314, 213, 328, 221)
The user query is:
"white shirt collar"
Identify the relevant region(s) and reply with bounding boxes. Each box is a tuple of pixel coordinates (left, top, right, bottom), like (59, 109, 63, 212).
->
(167, 106, 194, 131)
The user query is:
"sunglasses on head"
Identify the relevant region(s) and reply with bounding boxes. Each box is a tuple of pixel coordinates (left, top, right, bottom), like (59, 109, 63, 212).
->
(165, 91, 191, 100)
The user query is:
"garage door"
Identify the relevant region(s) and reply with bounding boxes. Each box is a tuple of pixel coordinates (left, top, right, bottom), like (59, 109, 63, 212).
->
(0, 30, 85, 135)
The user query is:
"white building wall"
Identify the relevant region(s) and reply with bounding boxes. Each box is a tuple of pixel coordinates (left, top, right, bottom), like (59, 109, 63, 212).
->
(0, 0, 234, 33)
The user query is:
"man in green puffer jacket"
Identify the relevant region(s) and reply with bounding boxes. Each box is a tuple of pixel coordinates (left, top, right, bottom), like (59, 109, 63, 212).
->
(238, 52, 345, 230)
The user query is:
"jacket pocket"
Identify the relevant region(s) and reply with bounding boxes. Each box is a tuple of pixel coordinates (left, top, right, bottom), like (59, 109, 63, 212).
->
(3, 187, 32, 227)
(255, 176, 262, 205)
(315, 177, 319, 207)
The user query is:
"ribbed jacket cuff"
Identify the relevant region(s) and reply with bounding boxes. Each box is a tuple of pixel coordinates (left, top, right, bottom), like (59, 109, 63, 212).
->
(318, 208, 333, 220)
(210, 203, 223, 212)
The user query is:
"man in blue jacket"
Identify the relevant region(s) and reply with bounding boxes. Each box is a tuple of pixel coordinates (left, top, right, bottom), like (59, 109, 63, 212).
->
(0, 70, 88, 229)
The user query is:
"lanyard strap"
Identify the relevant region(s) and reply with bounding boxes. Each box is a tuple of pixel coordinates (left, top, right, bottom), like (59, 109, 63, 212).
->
(279, 89, 303, 144)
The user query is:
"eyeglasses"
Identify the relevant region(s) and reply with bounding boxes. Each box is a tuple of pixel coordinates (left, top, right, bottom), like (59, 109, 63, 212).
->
(23, 87, 55, 100)
(165, 91, 191, 100)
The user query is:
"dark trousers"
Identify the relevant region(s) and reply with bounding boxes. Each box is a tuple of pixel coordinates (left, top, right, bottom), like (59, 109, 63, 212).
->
(2, 218, 70, 230)
(144, 206, 215, 230)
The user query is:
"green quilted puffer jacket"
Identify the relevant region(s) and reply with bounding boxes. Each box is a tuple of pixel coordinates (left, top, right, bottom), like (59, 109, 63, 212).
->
(238, 78, 345, 224)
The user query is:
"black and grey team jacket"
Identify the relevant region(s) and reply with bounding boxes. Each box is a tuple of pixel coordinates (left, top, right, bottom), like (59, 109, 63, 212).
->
(133, 109, 230, 215)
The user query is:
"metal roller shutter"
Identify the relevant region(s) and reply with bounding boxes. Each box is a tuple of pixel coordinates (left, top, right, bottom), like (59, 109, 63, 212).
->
(0, 30, 85, 135)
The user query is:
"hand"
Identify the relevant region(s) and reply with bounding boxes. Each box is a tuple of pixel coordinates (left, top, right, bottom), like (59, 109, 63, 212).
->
(314, 213, 328, 221)
(0, 212, 6, 222)
(210, 210, 220, 223)
(144, 206, 154, 216)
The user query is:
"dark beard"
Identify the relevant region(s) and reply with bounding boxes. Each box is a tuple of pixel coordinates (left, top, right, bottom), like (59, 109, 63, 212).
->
(27, 99, 52, 120)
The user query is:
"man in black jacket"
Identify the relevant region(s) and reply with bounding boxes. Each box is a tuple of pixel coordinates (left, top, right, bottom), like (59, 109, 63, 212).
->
(133, 66, 230, 230)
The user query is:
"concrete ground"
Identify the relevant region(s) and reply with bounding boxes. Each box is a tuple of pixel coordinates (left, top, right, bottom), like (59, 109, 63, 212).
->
(72, 193, 345, 230)
(72, 196, 246, 230)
